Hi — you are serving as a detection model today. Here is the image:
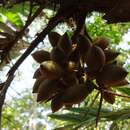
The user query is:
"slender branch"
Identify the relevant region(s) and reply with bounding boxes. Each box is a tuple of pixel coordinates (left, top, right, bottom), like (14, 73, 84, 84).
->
(102, 89, 130, 99)
(0, 75, 14, 130)
(96, 92, 103, 128)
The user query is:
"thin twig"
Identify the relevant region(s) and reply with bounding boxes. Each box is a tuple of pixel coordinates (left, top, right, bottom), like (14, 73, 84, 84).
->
(0, 75, 14, 130)
(96, 92, 103, 128)
(84, 92, 100, 116)
(102, 89, 130, 99)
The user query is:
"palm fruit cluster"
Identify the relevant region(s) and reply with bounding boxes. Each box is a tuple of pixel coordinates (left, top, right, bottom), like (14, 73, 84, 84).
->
(32, 32, 129, 112)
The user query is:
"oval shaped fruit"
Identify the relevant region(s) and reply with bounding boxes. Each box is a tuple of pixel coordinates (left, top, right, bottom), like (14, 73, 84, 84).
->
(69, 48, 80, 63)
(96, 64, 128, 85)
(77, 35, 92, 55)
(40, 61, 63, 79)
(102, 88, 115, 104)
(112, 79, 129, 87)
(48, 32, 61, 47)
(37, 79, 59, 102)
(51, 94, 63, 113)
(68, 61, 78, 71)
(32, 77, 45, 93)
(62, 84, 89, 105)
(33, 68, 42, 79)
(62, 72, 78, 86)
(104, 50, 120, 62)
(32, 50, 50, 63)
(93, 37, 109, 50)
(58, 33, 72, 54)
(50, 47, 67, 64)
(86, 45, 105, 73)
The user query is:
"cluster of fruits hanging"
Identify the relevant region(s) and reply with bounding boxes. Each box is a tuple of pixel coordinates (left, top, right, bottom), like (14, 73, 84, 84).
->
(32, 32, 128, 112)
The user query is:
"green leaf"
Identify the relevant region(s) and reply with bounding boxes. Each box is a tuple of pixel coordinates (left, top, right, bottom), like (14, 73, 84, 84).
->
(117, 87, 130, 96)
(48, 113, 84, 123)
(5, 12, 23, 28)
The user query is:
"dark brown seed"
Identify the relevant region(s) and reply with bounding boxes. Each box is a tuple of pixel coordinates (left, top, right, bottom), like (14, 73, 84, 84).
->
(32, 50, 50, 63)
(58, 33, 72, 54)
(104, 50, 120, 62)
(86, 45, 105, 72)
(62, 84, 89, 105)
(50, 47, 67, 64)
(96, 64, 128, 85)
(37, 79, 59, 102)
(48, 32, 61, 47)
(40, 61, 63, 79)
(102, 88, 115, 104)
(77, 35, 92, 55)
(32, 77, 45, 93)
(51, 94, 63, 113)
(93, 37, 109, 50)
(33, 68, 42, 79)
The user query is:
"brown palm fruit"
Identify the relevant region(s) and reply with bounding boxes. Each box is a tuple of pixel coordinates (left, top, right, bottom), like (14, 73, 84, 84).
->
(32, 77, 45, 93)
(62, 72, 78, 86)
(50, 47, 67, 64)
(104, 50, 120, 62)
(102, 87, 115, 104)
(58, 33, 72, 54)
(68, 61, 78, 72)
(93, 37, 109, 50)
(62, 84, 89, 105)
(64, 104, 73, 109)
(33, 68, 42, 79)
(69, 48, 80, 63)
(48, 32, 61, 47)
(77, 35, 92, 55)
(96, 64, 128, 85)
(112, 79, 129, 87)
(86, 45, 105, 73)
(40, 61, 63, 79)
(37, 79, 59, 102)
(51, 94, 64, 113)
(32, 50, 50, 63)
